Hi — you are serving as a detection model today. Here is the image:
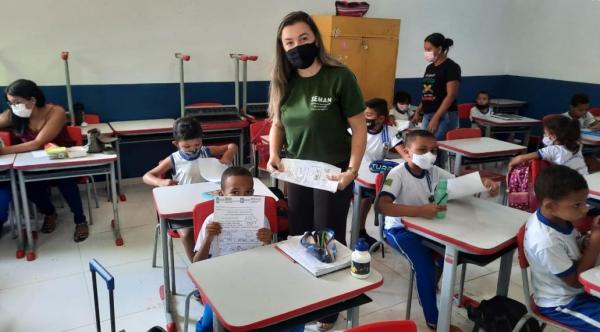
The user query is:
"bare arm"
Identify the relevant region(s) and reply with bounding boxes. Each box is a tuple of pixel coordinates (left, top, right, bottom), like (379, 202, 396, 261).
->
(142, 157, 175, 187)
(328, 113, 367, 191)
(0, 110, 12, 129)
(394, 143, 410, 162)
(1, 108, 66, 155)
(267, 120, 285, 172)
(376, 195, 444, 219)
(192, 222, 222, 262)
(509, 152, 538, 169)
(561, 226, 600, 288)
(208, 143, 238, 164)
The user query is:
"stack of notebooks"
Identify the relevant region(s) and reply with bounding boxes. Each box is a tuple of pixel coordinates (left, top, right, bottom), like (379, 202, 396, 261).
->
(276, 236, 353, 277)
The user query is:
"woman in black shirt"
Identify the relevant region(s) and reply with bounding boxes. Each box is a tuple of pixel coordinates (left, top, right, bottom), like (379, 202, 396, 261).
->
(412, 33, 461, 140)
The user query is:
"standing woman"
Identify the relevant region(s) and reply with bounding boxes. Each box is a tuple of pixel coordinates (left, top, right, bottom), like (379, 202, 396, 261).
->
(267, 11, 367, 330)
(412, 33, 461, 140)
(0, 79, 89, 242)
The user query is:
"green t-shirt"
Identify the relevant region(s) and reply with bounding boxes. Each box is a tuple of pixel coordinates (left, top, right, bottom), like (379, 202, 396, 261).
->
(280, 66, 364, 165)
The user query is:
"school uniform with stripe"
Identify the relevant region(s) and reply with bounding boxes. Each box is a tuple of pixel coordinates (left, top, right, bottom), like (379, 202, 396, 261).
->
(170, 146, 213, 184)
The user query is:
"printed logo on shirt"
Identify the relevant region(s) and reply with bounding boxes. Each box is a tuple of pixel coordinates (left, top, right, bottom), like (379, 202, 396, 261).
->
(422, 73, 436, 102)
(395, 132, 402, 139)
(310, 95, 334, 111)
(384, 178, 393, 186)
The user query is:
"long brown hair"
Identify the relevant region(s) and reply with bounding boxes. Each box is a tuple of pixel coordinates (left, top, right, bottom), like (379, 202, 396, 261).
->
(543, 114, 581, 153)
(268, 11, 343, 122)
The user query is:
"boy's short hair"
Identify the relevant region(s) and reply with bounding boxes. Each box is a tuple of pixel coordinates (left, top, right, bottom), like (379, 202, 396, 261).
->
(393, 90, 412, 105)
(405, 129, 436, 147)
(477, 90, 490, 98)
(220, 166, 253, 190)
(365, 98, 389, 117)
(570, 93, 590, 107)
(173, 117, 203, 141)
(534, 165, 588, 202)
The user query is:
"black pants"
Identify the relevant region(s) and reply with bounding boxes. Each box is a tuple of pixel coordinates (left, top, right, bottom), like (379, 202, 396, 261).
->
(27, 179, 86, 225)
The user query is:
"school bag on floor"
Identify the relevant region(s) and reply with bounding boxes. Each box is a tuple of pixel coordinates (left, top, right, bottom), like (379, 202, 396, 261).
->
(506, 160, 549, 212)
(467, 296, 541, 332)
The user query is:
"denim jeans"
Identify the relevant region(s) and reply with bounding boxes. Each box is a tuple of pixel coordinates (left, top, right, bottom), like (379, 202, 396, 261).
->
(421, 111, 459, 141)
(26, 179, 86, 224)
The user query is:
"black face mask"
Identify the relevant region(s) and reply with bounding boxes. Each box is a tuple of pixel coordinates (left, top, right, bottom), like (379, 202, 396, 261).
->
(285, 42, 319, 69)
(366, 119, 376, 130)
(476, 104, 489, 111)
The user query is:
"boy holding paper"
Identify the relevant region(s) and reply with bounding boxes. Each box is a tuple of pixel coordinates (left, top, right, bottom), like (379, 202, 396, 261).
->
(143, 117, 237, 262)
(376, 129, 498, 330)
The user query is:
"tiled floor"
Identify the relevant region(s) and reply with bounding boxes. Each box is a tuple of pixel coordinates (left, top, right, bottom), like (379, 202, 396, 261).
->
(0, 180, 562, 332)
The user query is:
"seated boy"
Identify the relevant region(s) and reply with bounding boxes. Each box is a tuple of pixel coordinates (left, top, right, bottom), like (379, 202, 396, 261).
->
(469, 90, 493, 127)
(192, 166, 303, 332)
(563, 93, 599, 131)
(524, 165, 600, 331)
(360, 98, 409, 247)
(389, 90, 418, 125)
(376, 129, 498, 330)
(143, 117, 237, 262)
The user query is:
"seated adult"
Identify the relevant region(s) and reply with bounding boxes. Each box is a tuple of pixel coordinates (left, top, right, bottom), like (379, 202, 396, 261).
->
(0, 79, 89, 242)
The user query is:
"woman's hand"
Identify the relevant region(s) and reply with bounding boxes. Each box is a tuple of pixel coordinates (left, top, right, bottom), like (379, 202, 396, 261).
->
(328, 171, 356, 191)
(267, 155, 283, 173)
(427, 115, 440, 134)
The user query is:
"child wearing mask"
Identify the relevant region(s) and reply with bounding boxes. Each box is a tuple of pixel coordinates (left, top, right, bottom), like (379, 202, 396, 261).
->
(469, 90, 493, 127)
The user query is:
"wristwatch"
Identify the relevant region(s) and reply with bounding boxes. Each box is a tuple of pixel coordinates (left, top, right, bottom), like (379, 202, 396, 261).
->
(346, 167, 359, 179)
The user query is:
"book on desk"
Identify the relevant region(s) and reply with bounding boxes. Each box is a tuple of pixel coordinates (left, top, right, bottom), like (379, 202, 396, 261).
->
(276, 236, 352, 277)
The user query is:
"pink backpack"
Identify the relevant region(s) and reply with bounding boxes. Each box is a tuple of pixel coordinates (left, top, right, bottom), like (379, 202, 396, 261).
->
(506, 160, 549, 212)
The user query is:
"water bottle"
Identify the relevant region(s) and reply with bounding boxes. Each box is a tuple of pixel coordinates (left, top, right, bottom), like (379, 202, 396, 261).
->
(434, 178, 448, 219)
(351, 238, 371, 279)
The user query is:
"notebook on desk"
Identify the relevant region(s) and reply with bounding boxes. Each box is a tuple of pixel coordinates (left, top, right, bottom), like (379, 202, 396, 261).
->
(276, 236, 352, 277)
(491, 114, 524, 121)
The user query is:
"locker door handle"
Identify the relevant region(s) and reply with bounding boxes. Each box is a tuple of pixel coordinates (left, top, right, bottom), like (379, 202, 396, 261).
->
(361, 39, 369, 50)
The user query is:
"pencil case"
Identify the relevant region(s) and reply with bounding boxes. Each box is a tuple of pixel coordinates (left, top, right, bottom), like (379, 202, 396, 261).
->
(300, 229, 337, 263)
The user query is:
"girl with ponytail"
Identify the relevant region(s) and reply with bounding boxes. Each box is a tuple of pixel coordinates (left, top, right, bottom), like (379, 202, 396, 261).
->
(509, 114, 589, 175)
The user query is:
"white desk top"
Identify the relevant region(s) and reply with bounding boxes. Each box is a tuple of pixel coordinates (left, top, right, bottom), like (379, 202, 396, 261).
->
(0, 154, 16, 170)
(438, 137, 526, 158)
(153, 179, 278, 219)
(80, 123, 114, 137)
(13, 151, 117, 171)
(108, 118, 174, 135)
(579, 266, 600, 298)
(585, 173, 600, 198)
(402, 197, 529, 255)
(472, 115, 540, 127)
(489, 98, 527, 107)
(187, 243, 383, 331)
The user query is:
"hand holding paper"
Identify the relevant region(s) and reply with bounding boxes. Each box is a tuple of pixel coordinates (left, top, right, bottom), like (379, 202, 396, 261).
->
(271, 158, 341, 193)
(447, 172, 488, 200)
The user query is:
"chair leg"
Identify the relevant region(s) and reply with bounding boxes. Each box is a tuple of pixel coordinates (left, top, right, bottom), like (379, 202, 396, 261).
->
(406, 270, 414, 320)
(152, 223, 160, 268)
(86, 181, 94, 226)
(169, 235, 177, 294)
(9, 203, 16, 239)
(458, 264, 467, 306)
(90, 177, 99, 208)
(105, 175, 111, 202)
(184, 290, 199, 332)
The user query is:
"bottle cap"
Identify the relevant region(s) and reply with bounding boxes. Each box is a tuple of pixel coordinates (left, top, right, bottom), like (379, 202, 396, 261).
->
(355, 238, 369, 251)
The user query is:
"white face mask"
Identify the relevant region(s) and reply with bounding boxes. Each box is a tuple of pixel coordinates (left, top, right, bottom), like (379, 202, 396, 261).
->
(412, 152, 437, 170)
(10, 103, 33, 118)
(542, 136, 554, 146)
(397, 104, 409, 112)
(424, 51, 436, 63)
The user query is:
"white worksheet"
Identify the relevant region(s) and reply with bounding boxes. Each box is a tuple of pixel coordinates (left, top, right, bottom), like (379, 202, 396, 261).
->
(198, 158, 229, 182)
(214, 196, 265, 256)
(271, 158, 341, 193)
(448, 172, 486, 200)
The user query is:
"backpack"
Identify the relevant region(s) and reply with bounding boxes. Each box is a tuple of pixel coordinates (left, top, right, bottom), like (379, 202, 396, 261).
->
(506, 160, 549, 212)
(467, 296, 541, 332)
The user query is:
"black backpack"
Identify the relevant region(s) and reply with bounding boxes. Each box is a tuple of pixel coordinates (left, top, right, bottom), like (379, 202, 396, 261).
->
(467, 296, 541, 332)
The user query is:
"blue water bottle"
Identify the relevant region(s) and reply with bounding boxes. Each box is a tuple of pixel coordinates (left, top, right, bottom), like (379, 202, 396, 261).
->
(434, 178, 448, 219)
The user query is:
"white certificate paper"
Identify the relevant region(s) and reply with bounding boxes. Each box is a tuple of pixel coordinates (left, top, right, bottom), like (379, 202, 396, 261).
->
(271, 158, 341, 193)
(448, 171, 486, 200)
(198, 158, 229, 182)
(214, 196, 265, 256)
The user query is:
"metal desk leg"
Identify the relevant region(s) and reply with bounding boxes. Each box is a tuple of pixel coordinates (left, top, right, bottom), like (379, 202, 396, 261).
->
(496, 249, 514, 296)
(438, 245, 459, 332)
(347, 306, 360, 328)
(213, 311, 226, 332)
(160, 216, 176, 332)
(350, 182, 362, 249)
(110, 163, 124, 246)
(17, 170, 36, 261)
(239, 129, 245, 166)
(523, 132, 531, 149)
(485, 126, 491, 138)
(10, 169, 25, 259)
(453, 154, 463, 177)
(114, 136, 126, 201)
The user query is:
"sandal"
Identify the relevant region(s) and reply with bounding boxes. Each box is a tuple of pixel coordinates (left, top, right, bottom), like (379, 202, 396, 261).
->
(41, 213, 58, 234)
(74, 223, 89, 242)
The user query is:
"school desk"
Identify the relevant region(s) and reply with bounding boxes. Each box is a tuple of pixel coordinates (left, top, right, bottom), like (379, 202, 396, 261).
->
(579, 266, 600, 298)
(13, 151, 121, 261)
(152, 180, 278, 330)
(438, 137, 526, 176)
(187, 242, 383, 331)
(108, 119, 175, 200)
(471, 115, 540, 148)
(0, 154, 24, 258)
(489, 98, 527, 114)
(80, 123, 114, 138)
(402, 197, 529, 332)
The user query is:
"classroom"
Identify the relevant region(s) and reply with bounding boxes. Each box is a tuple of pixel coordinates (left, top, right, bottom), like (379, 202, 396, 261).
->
(1, 0, 599, 331)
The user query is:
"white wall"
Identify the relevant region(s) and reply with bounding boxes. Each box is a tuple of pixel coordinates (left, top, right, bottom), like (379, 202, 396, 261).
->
(0, 0, 511, 86)
(505, 0, 600, 84)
